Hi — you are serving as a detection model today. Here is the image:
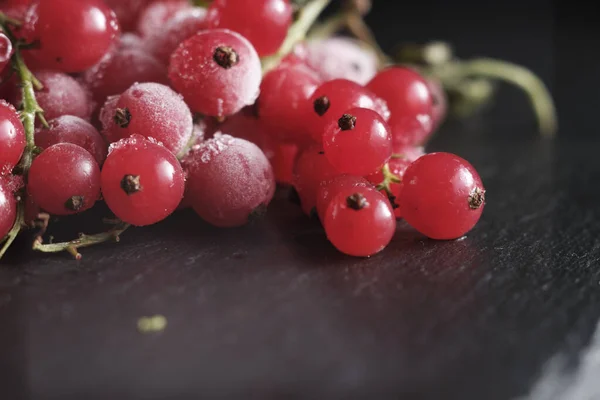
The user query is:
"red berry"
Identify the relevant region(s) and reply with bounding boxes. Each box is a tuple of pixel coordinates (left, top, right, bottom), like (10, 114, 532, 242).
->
(292, 144, 340, 215)
(427, 77, 448, 131)
(367, 67, 434, 146)
(137, 0, 191, 37)
(81, 47, 168, 107)
(207, 107, 268, 149)
(316, 174, 370, 220)
(258, 63, 321, 144)
(399, 152, 486, 240)
(323, 187, 396, 257)
(305, 37, 378, 85)
(101, 82, 193, 156)
(144, 7, 207, 64)
(205, 0, 292, 57)
(0, 100, 26, 170)
(323, 108, 392, 176)
(269, 143, 300, 186)
(102, 0, 152, 32)
(28, 143, 101, 215)
(169, 29, 262, 118)
(0, 177, 17, 239)
(307, 79, 390, 143)
(35, 116, 107, 166)
(101, 135, 185, 226)
(22, 0, 120, 73)
(117, 33, 145, 51)
(183, 134, 276, 227)
(16, 70, 92, 122)
(0, 33, 13, 75)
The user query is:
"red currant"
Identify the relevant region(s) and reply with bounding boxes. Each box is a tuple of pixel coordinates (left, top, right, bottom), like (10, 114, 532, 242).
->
(307, 79, 390, 143)
(399, 152, 486, 240)
(101, 82, 193, 156)
(316, 174, 370, 220)
(15, 70, 92, 122)
(28, 143, 101, 215)
(323, 108, 392, 176)
(0, 100, 26, 170)
(270, 143, 300, 186)
(207, 106, 269, 150)
(0, 32, 13, 75)
(183, 134, 276, 227)
(35, 116, 107, 166)
(305, 37, 378, 85)
(0, 176, 17, 239)
(292, 144, 340, 215)
(169, 29, 262, 118)
(137, 0, 191, 37)
(323, 186, 396, 257)
(205, 0, 292, 57)
(258, 63, 321, 144)
(144, 7, 207, 64)
(367, 67, 434, 146)
(22, 0, 120, 73)
(101, 135, 185, 226)
(427, 77, 448, 132)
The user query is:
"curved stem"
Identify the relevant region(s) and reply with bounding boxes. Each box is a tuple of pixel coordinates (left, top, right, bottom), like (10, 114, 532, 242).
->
(461, 58, 558, 137)
(261, 0, 331, 74)
(32, 222, 130, 260)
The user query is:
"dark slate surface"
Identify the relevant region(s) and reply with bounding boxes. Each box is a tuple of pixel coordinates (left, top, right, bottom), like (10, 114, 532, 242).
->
(2, 1, 600, 399)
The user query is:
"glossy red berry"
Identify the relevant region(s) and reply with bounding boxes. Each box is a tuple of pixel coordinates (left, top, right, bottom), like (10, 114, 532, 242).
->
(103, 0, 152, 32)
(16, 71, 92, 122)
(399, 152, 486, 240)
(0, 33, 13, 75)
(81, 47, 168, 107)
(144, 7, 207, 64)
(292, 144, 340, 215)
(101, 135, 185, 226)
(367, 67, 434, 146)
(183, 134, 276, 227)
(205, 0, 292, 57)
(323, 186, 396, 257)
(0, 177, 17, 239)
(207, 106, 269, 150)
(0, 100, 26, 170)
(307, 79, 390, 143)
(169, 29, 262, 118)
(35, 116, 107, 166)
(323, 108, 392, 176)
(137, 0, 191, 37)
(28, 143, 101, 215)
(101, 82, 193, 156)
(305, 37, 378, 85)
(22, 0, 120, 73)
(269, 143, 300, 186)
(316, 174, 370, 220)
(258, 63, 321, 144)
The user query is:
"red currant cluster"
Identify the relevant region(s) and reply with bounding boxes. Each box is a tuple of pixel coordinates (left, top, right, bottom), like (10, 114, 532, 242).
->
(0, 0, 488, 259)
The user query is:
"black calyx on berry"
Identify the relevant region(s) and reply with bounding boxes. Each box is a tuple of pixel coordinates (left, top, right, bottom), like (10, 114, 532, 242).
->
(346, 193, 368, 210)
(65, 195, 84, 211)
(213, 46, 239, 69)
(313, 96, 330, 116)
(121, 174, 142, 195)
(468, 187, 485, 209)
(114, 107, 132, 128)
(338, 114, 357, 131)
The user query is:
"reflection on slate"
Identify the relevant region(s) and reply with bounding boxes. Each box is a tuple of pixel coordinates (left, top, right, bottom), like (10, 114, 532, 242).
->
(2, 0, 600, 399)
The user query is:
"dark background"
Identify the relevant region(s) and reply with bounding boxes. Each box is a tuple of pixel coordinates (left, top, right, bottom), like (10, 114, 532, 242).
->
(2, 0, 600, 399)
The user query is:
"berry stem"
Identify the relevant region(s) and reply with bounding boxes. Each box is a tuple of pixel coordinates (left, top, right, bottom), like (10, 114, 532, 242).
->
(375, 162, 402, 208)
(261, 0, 331, 74)
(460, 58, 557, 137)
(32, 221, 130, 260)
(0, 203, 24, 260)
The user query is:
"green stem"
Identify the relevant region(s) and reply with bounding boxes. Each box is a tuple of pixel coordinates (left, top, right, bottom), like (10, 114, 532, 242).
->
(32, 222, 130, 260)
(0, 203, 24, 260)
(261, 0, 331, 74)
(461, 58, 558, 137)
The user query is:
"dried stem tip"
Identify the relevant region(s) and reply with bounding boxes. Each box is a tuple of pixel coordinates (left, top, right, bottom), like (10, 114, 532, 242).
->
(313, 96, 330, 116)
(469, 187, 486, 209)
(114, 107, 132, 128)
(338, 114, 357, 130)
(65, 195, 84, 211)
(213, 46, 239, 69)
(347, 193, 368, 210)
(121, 175, 142, 195)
